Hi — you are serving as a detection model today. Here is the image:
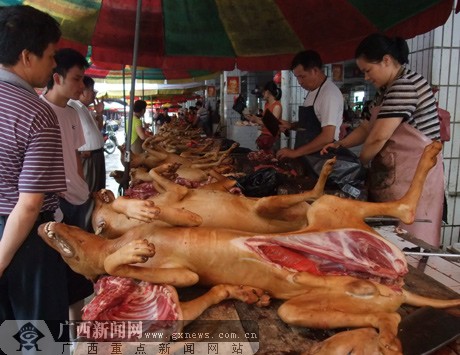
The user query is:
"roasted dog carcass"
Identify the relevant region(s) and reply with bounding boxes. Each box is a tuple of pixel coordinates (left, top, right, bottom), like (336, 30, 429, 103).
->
(127, 137, 238, 171)
(92, 157, 335, 238)
(39, 142, 460, 354)
(116, 137, 239, 185)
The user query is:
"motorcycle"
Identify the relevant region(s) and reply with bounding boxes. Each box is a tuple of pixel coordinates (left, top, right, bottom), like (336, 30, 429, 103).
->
(103, 125, 118, 154)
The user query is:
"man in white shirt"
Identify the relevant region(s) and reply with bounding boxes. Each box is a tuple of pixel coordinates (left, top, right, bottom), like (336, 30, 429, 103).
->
(196, 100, 212, 136)
(41, 49, 91, 229)
(69, 75, 105, 232)
(41, 47, 93, 328)
(277, 50, 343, 160)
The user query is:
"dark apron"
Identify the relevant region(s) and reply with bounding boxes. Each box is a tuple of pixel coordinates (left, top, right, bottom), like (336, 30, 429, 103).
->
(368, 106, 444, 247)
(294, 79, 326, 149)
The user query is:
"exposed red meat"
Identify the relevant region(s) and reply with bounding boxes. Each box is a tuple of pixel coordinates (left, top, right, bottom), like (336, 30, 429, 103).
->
(81, 276, 180, 340)
(124, 182, 159, 199)
(254, 164, 297, 176)
(186, 140, 199, 148)
(175, 177, 202, 188)
(247, 150, 277, 162)
(248, 229, 407, 282)
(258, 245, 320, 274)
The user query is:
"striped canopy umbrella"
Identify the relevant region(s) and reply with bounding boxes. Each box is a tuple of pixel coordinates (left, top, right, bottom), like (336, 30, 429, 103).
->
(86, 62, 221, 83)
(1, 0, 456, 79)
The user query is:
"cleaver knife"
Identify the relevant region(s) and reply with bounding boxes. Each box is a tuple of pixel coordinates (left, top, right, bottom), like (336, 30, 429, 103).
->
(398, 306, 460, 355)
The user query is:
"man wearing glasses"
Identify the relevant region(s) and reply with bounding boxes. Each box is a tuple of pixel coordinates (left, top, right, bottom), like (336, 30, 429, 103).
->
(68, 75, 106, 232)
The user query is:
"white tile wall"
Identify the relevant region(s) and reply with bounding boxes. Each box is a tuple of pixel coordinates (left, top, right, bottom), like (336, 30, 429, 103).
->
(409, 8, 460, 248)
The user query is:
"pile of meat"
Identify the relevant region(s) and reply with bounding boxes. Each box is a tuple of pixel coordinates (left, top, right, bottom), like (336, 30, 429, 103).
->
(81, 276, 180, 341)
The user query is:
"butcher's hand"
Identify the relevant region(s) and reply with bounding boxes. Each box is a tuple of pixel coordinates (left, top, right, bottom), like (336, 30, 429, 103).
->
(320, 142, 340, 155)
(244, 114, 262, 125)
(279, 120, 292, 133)
(276, 148, 298, 160)
(124, 199, 160, 223)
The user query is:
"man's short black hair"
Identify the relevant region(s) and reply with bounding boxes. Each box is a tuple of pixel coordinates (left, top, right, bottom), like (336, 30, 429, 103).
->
(83, 75, 95, 89)
(290, 50, 323, 71)
(0, 5, 61, 66)
(133, 100, 147, 113)
(46, 48, 89, 90)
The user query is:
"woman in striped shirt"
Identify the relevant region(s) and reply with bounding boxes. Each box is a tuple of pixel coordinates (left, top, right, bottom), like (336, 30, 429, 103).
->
(322, 33, 444, 247)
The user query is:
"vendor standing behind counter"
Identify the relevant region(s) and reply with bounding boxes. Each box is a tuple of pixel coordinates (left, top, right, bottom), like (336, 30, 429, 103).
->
(322, 33, 444, 247)
(245, 80, 283, 152)
(126, 100, 152, 154)
(276, 50, 343, 159)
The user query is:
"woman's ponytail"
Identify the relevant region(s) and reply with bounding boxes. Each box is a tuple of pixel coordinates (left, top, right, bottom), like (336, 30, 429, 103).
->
(275, 87, 282, 101)
(392, 36, 409, 65)
(264, 80, 282, 100)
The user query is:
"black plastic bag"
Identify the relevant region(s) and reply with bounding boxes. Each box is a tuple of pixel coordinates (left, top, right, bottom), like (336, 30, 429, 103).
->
(302, 146, 367, 199)
(237, 168, 279, 197)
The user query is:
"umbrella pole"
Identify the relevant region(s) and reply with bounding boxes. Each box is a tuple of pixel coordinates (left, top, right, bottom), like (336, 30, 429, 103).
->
(122, 65, 127, 130)
(118, 66, 127, 196)
(121, 0, 143, 193)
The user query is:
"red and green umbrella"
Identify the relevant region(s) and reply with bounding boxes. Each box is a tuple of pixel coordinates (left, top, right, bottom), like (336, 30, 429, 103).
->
(1, 0, 455, 77)
(86, 62, 220, 83)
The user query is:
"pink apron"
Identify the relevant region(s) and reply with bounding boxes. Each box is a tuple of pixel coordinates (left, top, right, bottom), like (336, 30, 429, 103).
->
(368, 107, 444, 247)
